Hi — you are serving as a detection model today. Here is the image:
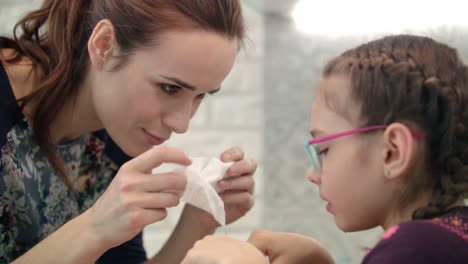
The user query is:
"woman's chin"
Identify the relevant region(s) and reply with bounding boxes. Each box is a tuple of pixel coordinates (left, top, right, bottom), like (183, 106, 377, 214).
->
(121, 143, 152, 158)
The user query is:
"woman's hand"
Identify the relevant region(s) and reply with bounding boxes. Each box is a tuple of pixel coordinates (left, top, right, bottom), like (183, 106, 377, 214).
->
(83, 146, 191, 249)
(183, 147, 257, 230)
(248, 230, 335, 264)
(181, 235, 267, 264)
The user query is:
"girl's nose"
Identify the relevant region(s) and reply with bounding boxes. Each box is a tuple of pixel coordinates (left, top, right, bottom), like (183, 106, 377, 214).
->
(306, 167, 321, 185)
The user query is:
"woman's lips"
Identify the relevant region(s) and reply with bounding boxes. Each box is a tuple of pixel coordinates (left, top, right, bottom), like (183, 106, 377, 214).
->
(142, 129, 167, 145)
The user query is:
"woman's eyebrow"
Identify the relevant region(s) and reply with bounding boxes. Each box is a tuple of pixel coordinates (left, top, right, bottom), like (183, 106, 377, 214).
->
(208, 88, 221, 94)
(161, 75, 197, 91)
(161, 75, 220, 94)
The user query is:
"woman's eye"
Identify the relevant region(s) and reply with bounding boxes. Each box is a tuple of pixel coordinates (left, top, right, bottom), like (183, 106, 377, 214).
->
(161, 83, 181, 94)
(318, 148, 329, 157)
(196, 93, 206, 100)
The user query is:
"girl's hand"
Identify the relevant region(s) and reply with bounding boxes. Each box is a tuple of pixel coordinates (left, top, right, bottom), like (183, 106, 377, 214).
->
(181, 235, 267, 264)
(183, 147, 257, 230)
(248, 230, 335, 264)
(84, 146, 191, 249)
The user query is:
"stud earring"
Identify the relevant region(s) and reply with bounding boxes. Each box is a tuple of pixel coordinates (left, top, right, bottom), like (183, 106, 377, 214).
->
(384, 170, 390, 177)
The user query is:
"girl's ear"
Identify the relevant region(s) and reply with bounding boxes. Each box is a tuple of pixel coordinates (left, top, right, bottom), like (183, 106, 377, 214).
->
(88, 19, 117, 71)
(381, 123, 418, 180)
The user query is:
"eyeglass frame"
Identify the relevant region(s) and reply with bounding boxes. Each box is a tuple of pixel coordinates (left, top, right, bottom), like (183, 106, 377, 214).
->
(304, 125, 427, 174)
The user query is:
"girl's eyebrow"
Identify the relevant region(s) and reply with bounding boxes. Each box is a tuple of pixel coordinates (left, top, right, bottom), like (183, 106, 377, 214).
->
(310, 129, 326, 138)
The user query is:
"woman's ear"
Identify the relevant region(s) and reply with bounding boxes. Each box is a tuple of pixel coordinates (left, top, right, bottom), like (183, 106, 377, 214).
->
(88, 19, 117, 71)
(381, 123, 417, 180)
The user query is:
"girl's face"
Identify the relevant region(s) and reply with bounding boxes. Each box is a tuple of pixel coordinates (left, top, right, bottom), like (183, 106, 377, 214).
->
(307, 76, 396, 232)
(90, 30, 239, 157)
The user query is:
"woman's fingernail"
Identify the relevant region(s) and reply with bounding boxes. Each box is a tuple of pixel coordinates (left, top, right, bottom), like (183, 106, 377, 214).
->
(223, 153, 231, 160)
(219, 180, 229, 189)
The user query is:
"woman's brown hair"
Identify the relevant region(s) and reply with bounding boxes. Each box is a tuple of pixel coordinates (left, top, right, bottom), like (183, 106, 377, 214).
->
(0, 0, 245, 191)
(323, 35, 468, 219)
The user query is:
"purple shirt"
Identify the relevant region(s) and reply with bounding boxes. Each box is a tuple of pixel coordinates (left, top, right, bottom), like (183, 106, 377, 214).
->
(362, 206, 468, 264)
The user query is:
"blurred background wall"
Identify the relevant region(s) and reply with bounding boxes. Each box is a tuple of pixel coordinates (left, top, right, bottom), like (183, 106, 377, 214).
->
(1, 0, 467, 263)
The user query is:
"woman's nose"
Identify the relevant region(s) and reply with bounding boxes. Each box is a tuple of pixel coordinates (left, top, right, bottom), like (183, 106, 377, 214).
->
(163, 105, 192, 134)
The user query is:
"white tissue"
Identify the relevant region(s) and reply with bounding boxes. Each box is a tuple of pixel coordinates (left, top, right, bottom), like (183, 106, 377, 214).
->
(174, 157, 233, 226)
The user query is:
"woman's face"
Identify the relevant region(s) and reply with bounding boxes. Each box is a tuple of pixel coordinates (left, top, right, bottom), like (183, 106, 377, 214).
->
(90, 30, 239, 157)
(307, 75, 395, 232)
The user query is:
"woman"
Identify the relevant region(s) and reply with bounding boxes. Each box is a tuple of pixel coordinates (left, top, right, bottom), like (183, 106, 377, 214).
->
(0, 0, 257, 263)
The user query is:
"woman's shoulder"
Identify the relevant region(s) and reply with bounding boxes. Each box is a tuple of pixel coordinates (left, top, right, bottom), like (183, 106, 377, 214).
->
(0, 57, 24, 149)
(362, 206, 468, 264)
(0, 49, 36, 100)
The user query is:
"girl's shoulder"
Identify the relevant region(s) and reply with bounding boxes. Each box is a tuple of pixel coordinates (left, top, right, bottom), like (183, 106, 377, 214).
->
(362, 206, 468, 264)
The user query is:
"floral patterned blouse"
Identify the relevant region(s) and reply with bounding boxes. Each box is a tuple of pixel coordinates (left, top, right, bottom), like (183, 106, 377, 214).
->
(0, 63, 147, 263)
(362, 206, 468, 264)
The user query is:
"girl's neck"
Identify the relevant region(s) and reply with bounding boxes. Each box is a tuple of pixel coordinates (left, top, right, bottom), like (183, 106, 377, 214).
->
(382, 192, 432, 231)
(382, 195, 466, 231)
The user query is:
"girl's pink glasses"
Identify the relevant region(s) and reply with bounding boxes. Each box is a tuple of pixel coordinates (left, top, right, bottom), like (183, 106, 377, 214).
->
(304, 125, 426, 173)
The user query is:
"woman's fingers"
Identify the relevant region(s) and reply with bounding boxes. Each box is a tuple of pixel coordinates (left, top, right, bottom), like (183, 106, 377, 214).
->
(116, 171, 187, 193)
(226, 158, 257, 177)
(219, 190, 254, 206)
(126, 146, 192, 173)
(124, 208, 169, 230)
(218, 175, 255, 193)
(119, 191, 182, 210)
(87, 146, 193, 247)
(221, 146, 244, 162)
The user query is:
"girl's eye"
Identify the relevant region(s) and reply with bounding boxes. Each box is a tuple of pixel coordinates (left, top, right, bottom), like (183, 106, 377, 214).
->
(196, 93, 206, 100)
(318, 148, 329, 157)
(161, 83, 181, 95)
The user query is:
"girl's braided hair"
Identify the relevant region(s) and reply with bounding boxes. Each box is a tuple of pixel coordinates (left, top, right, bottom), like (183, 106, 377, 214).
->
(323, 35, 468, 219)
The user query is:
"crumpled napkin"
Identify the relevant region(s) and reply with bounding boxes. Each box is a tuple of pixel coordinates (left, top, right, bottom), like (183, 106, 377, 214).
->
(174, 157, 233, 226)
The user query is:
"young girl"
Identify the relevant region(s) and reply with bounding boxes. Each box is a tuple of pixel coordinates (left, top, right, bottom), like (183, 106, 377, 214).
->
(0, 1, 257, 263)
(180, 35, 468, 264)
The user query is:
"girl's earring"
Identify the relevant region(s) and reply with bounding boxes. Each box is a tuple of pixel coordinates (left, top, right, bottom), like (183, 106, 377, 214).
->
(384, 170, 390, 177)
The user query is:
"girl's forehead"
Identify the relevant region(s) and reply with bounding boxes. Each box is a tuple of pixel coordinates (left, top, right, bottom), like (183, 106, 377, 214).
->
(317, 75, 352, 108)
(311, 76, 362, 129)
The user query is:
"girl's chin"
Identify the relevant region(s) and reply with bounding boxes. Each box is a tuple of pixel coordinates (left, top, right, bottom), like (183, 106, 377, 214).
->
(336, 218, 374, 233)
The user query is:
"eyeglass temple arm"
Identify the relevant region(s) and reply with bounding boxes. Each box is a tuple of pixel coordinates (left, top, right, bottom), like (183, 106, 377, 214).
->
(308, 125, 426, 144)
